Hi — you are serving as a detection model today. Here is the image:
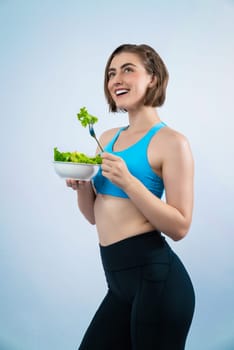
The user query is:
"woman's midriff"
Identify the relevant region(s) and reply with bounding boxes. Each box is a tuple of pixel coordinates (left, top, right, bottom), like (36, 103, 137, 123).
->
(94, 194, 155, 246)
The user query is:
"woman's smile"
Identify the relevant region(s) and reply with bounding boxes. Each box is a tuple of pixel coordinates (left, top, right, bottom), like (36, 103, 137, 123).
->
(115, 88, 129, 96)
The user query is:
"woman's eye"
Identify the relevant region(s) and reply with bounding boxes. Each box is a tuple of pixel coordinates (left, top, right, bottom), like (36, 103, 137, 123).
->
(124, 67, 132, 73)
(108, 72, 115, 79)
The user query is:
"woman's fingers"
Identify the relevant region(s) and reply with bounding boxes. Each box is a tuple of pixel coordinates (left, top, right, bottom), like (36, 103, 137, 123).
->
(66, 179, 88, 190)
(101, 152, 120, 162)
(66, 179, 79, 190)
(101, 152, 120, 171)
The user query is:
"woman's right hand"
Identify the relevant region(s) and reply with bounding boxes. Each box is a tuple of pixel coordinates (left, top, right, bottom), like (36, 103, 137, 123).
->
(66, 179, 87, 191)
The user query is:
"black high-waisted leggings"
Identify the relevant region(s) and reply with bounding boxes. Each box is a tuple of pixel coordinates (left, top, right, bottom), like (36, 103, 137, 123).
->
(78, 231, 195, 350)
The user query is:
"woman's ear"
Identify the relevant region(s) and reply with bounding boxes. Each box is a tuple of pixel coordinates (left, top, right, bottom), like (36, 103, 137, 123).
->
(149, 74, 157, 88)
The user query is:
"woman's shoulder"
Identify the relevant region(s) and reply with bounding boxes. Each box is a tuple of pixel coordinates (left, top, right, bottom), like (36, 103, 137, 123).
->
(99, 127, 123, 146)
(152, 123, 192, 158)
(162, 127, 193, 166)
(159, 123, 190, 146)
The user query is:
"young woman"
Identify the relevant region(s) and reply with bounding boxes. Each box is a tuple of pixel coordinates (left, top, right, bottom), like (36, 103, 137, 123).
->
(66, 44, 195, 350)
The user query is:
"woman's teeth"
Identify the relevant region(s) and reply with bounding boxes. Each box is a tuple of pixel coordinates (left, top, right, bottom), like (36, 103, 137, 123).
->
(115, 89, 129, 96)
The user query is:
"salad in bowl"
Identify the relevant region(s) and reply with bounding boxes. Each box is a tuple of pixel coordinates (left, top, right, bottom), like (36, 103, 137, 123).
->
(53, 107, 102, 180)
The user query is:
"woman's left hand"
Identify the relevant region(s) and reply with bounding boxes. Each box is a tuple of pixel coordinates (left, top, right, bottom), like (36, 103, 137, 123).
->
(101, 152, 133, 190)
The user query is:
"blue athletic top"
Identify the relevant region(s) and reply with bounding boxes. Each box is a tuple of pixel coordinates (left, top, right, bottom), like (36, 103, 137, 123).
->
(92, 122, 166, 199)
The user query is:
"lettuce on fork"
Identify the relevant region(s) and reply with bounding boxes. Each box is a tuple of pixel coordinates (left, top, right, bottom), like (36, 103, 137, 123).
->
(77, 107, 98, 127)
(54, 147, 102, 164)
(54, 107, 101, 164)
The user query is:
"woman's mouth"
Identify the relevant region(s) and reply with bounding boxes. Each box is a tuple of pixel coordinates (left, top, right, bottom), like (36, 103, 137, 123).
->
(115, 89, 129, 96)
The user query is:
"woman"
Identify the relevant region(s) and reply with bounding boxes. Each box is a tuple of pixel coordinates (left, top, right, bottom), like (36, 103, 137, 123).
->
(66, 44, 195, 350)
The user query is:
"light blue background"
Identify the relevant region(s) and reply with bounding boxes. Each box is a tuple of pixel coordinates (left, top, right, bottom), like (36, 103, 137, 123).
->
(1, 0, 234, 349)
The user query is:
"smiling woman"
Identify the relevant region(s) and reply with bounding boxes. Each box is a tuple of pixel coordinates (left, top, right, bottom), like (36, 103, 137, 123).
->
(104, 44, 169, 112)
(66, 43, 195, 350)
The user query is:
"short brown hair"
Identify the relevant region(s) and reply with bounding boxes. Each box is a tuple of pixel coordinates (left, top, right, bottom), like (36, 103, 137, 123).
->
(104, 44, 169, 112)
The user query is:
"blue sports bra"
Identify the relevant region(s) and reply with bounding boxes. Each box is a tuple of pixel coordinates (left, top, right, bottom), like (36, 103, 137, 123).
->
(92, 121, 166, 199)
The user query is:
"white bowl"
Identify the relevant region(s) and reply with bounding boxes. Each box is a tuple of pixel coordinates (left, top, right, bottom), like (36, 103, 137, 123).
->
(53, 161, 100, 180)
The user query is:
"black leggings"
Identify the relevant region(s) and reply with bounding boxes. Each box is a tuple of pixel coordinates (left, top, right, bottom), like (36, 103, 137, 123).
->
(78, 231, 195, 350)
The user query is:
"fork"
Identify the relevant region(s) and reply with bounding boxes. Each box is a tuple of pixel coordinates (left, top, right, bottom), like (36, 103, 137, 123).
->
(88, 123, 104, 152)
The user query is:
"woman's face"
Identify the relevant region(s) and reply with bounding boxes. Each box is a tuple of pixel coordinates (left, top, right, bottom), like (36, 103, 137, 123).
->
(107, 52, 154, 111)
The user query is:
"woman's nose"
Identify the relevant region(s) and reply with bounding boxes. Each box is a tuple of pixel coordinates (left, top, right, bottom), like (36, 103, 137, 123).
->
(112, 72, 123, 85)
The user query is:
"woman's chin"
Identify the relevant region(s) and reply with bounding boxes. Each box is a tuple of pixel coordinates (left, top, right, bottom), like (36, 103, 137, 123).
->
(115, 102, 129, 111)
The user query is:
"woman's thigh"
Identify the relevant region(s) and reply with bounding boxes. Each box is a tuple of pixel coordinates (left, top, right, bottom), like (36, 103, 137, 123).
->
(131, 253, 195, 350)
(78, 290, 132, 350)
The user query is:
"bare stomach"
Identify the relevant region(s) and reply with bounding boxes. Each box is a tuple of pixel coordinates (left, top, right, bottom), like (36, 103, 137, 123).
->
(94, 194, 155, 246)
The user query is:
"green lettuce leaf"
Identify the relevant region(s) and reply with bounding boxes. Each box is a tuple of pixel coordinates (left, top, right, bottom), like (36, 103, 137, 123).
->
(77, 107, 98, 127)
(54, 147, 102, 164)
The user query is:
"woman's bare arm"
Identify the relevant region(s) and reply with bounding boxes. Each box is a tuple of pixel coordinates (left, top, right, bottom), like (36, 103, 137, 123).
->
(66, 180, 96, 224)
(65, 128, 119, 224)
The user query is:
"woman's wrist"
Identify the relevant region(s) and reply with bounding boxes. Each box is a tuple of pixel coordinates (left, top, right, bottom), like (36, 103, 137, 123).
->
(77, 181, 91, 190)
(122, 175, 139, 194)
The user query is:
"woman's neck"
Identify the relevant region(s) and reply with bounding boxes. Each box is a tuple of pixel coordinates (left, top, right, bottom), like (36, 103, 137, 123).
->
(127, 106, 161, 132)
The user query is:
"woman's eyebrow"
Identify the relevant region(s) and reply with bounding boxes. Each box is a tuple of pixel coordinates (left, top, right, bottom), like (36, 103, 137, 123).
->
(121, 62, 137, 69)
(108, 62, 137, 72)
